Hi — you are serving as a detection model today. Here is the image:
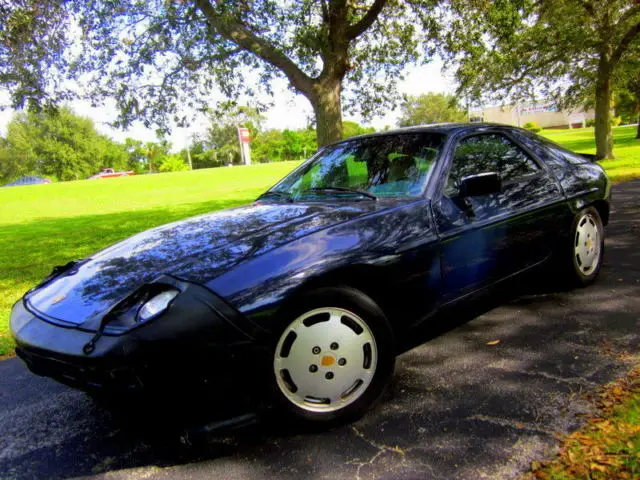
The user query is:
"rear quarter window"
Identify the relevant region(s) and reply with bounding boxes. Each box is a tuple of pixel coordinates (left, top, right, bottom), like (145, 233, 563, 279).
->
(512, 130, 587, 169)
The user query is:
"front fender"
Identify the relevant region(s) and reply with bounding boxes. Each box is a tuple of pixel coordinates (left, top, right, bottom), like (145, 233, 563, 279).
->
(206, 200, 440, 333)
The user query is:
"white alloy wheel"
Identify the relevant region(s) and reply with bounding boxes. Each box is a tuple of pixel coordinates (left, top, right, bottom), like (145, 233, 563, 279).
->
(273, 307, 378, 413)
(574, 212, 602, 276)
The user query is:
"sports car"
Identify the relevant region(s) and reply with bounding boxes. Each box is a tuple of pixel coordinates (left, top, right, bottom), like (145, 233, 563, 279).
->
(11, 123, 610, 426)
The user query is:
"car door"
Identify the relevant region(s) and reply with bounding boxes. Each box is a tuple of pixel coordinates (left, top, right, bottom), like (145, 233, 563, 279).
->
(431, 131, 564, 302)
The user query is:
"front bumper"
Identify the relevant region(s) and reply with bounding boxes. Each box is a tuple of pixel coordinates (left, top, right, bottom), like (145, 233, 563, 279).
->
(10, 280, 271, 400)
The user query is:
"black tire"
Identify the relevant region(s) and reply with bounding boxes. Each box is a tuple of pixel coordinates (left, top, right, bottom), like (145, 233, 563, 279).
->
(561, 206, 605, 287)
(268, 286, 395, 427)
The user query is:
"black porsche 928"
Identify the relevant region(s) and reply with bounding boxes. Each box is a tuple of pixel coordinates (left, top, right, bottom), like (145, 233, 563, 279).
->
(11, 123, 610, 426)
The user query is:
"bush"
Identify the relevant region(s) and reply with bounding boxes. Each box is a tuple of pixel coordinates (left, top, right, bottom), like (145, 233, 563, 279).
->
(523, 121, 543, 133)
(583, 118, 621, 128)
(159, 154, 189, 172)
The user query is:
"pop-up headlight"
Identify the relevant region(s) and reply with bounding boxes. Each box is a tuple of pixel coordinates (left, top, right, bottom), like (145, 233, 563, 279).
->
(137, 289, 179, 323)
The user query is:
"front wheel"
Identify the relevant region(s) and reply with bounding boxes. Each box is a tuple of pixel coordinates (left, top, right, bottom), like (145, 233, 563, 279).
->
(270, 287, 395, 426)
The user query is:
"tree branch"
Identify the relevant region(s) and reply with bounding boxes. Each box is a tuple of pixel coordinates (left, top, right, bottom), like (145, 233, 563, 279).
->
(320, 0, 329, 24)
(346, 0, 388, 40)
(193, 0, 314, 95)
(578, 0, 596, 18)
(617, 4, 640, 27)
(611, 20, 640, 67)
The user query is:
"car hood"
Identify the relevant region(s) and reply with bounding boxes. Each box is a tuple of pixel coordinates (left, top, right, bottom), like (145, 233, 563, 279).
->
(26, 201, 380, 326)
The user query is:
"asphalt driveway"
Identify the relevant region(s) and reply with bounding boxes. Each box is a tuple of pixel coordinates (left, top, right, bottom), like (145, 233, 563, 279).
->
(1, 180, 639, 480)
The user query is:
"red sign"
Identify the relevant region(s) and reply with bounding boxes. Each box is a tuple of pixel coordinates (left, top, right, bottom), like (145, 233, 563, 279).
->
(238, 127, 250, 143)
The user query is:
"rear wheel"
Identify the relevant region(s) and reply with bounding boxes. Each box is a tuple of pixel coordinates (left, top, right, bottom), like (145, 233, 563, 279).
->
(563, 207, 605, 286)
(270, 287, 394, 426)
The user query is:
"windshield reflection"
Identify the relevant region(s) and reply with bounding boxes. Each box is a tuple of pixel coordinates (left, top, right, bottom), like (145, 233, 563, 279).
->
(270, 133, 444, 200)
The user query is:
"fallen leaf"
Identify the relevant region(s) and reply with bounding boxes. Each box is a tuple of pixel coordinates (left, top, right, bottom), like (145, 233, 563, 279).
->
(487, 340, 501, 345)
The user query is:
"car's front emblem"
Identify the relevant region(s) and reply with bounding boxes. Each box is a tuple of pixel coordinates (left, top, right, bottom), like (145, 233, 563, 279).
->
(51, 295, 66, 305)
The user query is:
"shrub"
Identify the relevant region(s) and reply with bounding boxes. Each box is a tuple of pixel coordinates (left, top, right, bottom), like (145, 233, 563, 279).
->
(611, 116, 622, 127)
(159, 154, 189, 172)
(586, 119, 596, 127)
(523, 121, 543, 133)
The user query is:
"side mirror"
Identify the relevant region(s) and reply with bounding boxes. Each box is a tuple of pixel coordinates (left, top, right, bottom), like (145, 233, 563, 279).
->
(458, 172, 502, 197)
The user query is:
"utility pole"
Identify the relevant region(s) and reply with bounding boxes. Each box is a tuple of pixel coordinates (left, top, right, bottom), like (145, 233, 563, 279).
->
(185, 135, 193, 169)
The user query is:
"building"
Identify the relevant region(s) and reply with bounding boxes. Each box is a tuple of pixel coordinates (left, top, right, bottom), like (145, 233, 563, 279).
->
(470, 101, 595, 129)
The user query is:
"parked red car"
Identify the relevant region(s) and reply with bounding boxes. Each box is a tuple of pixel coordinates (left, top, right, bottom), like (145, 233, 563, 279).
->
(89, 168, 135, 179)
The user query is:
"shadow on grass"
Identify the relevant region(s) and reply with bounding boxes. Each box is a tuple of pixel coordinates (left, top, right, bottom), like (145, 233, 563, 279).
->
(0, 196, 254, 283)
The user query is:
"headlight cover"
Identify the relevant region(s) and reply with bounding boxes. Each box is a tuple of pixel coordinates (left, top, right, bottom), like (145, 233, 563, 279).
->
(137, 289, 179, 323)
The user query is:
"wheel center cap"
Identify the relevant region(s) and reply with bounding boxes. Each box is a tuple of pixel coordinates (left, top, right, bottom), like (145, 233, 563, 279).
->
(321, 354, 336, 367)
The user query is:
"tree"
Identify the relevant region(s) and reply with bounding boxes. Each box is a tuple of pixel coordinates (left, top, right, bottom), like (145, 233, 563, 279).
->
(398, 92, 467, 126)
(441, 0, 640, 159)
(124, 138, 150, 173)
(0, 107, 126, 181)
(0, 1, 437, 147)
(613, 50, 640, 139)
(342, 120, 375, 138)
(144, 140, 172, 173)
(204, 105, 264, 164)
(251, 127, 317, 163)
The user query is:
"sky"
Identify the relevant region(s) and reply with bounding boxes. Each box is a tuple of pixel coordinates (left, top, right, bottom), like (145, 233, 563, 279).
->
(0, 58, 457, 151)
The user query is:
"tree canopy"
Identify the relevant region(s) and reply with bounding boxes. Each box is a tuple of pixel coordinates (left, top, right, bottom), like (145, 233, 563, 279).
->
(441, 0, 640, 159)
(0, 107, 128, 181)
(398, 92, 467, 126)
(0, 0, 438, 147)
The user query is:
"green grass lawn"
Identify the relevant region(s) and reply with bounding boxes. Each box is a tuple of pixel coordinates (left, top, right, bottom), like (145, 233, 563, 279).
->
(0, 125, 638, 356)
(0, 161, 301, 356)
(543, 125, 640, 183)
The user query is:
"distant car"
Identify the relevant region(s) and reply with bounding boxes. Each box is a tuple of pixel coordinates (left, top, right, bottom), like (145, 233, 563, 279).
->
(3, 176, 51, 187)
(88, 168, 135, 179)
(11, 123, 610, 427)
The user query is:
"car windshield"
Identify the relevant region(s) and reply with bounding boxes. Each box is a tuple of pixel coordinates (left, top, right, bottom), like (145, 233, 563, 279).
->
(267, 132, 444, 200)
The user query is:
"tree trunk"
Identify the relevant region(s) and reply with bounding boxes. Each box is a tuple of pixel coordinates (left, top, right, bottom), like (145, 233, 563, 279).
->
(310, 80, 343, 147)
(636, 111, 640, 139)
(594, 58, 614, 160)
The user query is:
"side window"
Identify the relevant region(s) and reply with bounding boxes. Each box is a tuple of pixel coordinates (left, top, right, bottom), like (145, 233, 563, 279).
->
(445, 134, 540, 196)
(499, 136, 540, 180)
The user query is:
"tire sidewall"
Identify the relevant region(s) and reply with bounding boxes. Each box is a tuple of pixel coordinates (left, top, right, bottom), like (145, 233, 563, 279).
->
(268, 286, 395, 426)
(570, 206, 605, 286)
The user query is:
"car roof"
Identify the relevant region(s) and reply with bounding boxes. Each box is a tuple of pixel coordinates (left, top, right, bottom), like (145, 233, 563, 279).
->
(332, 123, 522, 145)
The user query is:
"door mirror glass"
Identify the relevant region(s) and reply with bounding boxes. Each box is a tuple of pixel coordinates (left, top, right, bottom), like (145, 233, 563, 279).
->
(458, 172, 502, 197)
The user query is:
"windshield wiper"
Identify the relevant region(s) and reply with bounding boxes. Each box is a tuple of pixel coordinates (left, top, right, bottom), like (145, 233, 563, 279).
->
(303, 186, 377, 200)
(257, 191, 294, 203)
